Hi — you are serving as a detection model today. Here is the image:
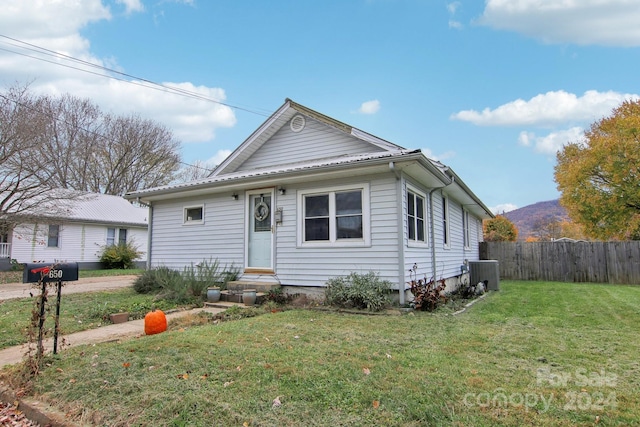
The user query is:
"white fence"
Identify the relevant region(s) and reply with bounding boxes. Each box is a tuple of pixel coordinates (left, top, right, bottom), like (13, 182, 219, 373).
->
(0, 243, 10, 258)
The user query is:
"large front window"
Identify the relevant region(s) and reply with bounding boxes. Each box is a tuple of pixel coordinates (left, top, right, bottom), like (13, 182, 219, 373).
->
(300, 185, 369, 246)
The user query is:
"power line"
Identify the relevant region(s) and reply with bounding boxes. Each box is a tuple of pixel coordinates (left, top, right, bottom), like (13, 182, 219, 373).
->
(0, 34, 273, 117)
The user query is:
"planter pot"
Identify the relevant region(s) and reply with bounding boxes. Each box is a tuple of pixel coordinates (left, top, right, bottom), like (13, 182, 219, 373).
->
(109, 312, 129, 324)
(207, 286, 221, 303)
(242, 289, 257, 306)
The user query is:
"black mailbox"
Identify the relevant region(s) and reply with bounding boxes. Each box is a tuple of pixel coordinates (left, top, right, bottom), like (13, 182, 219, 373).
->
(23, 262, 79, 283)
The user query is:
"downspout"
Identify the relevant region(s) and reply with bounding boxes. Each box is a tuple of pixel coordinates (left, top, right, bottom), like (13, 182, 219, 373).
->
(389, 162, 405, 305)
(137, 198, 153, 270)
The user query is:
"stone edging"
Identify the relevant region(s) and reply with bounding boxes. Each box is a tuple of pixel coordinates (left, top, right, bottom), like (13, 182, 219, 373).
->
(0, 385, 84, 427)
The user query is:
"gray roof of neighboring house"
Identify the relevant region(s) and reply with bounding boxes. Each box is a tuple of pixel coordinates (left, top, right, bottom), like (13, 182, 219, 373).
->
(14, 192, 148, 227)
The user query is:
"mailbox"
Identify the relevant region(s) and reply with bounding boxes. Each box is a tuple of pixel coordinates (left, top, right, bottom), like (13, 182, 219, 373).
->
(23, 262, 79, 283)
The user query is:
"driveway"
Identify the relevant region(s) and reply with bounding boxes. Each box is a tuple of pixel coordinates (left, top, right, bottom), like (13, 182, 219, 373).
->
(0, 275, 137, 301)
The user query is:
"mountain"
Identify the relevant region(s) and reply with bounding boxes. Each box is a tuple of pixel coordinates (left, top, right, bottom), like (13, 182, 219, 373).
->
(502, 199, 569, 240)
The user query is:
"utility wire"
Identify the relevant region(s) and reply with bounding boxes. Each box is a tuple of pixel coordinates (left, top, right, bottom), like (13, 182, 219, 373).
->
(0, 34, 273, 117)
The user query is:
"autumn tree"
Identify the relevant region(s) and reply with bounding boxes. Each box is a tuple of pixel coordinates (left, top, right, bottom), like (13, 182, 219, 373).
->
(483, 215, 518, 241)
(555, 100, 640, 240)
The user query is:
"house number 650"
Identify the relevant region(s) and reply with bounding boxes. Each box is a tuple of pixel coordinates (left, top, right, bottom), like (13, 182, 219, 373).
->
(48, 270, 63, 279)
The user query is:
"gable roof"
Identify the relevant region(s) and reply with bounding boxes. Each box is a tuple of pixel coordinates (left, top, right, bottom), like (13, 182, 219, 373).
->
(211, 99, 405, 176)
(125, 99, 493, 219)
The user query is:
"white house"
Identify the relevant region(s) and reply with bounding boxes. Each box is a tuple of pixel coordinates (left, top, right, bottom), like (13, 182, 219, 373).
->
(125, 100, 493, 303)
(1, 193, 148, 270)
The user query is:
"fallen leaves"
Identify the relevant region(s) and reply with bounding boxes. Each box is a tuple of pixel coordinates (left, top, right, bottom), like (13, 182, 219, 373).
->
(272, 396, 282, 409)
(0, 401, 39, 427)
(372, 400, 380, 409)
(363, 367, 371, 376)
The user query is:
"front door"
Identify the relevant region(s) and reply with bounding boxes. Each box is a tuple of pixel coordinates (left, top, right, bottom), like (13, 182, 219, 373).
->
(247, 190, 273, 270)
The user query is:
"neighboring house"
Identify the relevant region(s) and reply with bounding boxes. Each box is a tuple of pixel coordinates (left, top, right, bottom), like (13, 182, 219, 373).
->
(125, 99, 493, 303)
(1, 193, 148, 271)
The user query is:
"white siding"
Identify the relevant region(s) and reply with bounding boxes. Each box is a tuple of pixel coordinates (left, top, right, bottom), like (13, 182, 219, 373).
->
(274, 174, 401, 288)
(10, 222, 147, 264)
(236, 117, 385, 171)
(149, 193, 245, 270)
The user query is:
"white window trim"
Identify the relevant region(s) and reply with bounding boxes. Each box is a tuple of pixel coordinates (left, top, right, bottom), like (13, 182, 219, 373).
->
(406, 184, 428, 248)
(442, 195, 451, 249)
(297, 183, 371, 248)
(183, 204, 205, 225)
(463, 209, 471, 249)
(47, 224, 60, 248)
(106, 227, 116, 246)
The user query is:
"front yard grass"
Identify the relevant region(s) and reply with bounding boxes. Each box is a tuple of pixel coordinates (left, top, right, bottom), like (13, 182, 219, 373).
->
(0, 288, 190, 350)
(2, 281, 640, 426)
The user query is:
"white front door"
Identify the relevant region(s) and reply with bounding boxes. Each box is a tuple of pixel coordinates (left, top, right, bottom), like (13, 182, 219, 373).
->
(247, 190, 273, 270)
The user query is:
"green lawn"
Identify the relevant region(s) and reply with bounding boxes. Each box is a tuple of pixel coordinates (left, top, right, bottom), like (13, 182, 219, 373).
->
(3, 281, 640, 426)
(0, 288, 190, 349)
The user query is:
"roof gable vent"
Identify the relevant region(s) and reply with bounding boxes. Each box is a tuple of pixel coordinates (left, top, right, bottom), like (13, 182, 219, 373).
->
(290, 114, 306, 132)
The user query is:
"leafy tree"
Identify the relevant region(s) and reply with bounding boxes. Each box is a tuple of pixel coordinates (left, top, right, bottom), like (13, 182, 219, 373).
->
(483, 215, 518, 241)
(555, 100, 640, 240)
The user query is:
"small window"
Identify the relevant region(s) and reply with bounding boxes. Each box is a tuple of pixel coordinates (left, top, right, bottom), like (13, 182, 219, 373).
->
(48, 224, 60, 248)
(407, 189, 426, 244)
(463, 210, 470, 248)
(118, 229, 127, 245)
(442, 196, 450, 247)
(184, 206, 204, 224)
(107, 228, 116, 246)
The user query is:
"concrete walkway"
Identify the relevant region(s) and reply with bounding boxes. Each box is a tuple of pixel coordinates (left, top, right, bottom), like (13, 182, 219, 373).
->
(0, 276, 231, 368)
(0, 306, 226, 369)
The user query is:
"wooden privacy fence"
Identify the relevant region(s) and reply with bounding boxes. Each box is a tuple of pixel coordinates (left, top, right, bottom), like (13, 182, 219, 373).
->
(480, 241, 640, 284)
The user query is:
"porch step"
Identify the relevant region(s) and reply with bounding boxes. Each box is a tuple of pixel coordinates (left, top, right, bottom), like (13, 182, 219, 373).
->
(226, 281, 280, 293)
(216, 290, 267, 305)
(203, 301, 244, 309)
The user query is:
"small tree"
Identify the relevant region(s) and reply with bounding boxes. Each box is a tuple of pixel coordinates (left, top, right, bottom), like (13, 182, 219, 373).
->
(483, 215, 518, 241)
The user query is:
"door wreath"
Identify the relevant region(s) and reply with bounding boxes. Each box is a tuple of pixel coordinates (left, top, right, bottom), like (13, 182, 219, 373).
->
(254, 201, 269, 221)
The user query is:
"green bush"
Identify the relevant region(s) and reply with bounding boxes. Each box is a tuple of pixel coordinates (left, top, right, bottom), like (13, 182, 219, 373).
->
(99, 242, 142, 269)
(133, 260, 241, 305)
(133, 266, 181, 294)
(325, 271, 391, 312)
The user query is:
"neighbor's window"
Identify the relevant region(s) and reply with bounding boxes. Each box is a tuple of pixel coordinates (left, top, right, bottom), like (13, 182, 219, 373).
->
(184, 205, 204, 224)
(107, 228, 116, 246)
(48, 224, 60, 248)
(407, 189, 426, 244)
(118, 228, 127, 245)
(442, 196, 450, 247)
(300, 185, 369, 246)
(463, 209, 470, 248)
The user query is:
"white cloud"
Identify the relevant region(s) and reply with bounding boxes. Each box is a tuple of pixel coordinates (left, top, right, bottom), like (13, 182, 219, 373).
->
(451, 90, 639, 127)
(478, 0, 640, 46)
(449, 20, 463, 30)
(518, 127, 586, 156)
(0, 0, 235, 145)
(358, 99, 381, 114)
(422, 148, 456, 162)
(207, 149, 233, 166)
(116, 0, 145, 15)
(490, 203, 518, 215)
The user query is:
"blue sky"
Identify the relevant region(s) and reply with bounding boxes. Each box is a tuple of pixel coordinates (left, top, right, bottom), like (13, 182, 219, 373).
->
(1, 1, 639, 213)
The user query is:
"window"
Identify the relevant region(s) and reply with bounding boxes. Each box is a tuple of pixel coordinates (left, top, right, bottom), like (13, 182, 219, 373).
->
(118, 229, 127, 245)
(48, 224, 60, 248)
(107, 228, 116, 246)
(463, 209, 470, 248)
(442, 196, 450, 247)
(300, 185, 369, 246)
(184, 205, 204, 225)
(407, 189, 426, 244)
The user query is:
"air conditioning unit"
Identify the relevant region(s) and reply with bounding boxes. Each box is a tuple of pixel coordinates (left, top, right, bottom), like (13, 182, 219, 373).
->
(469, 260, 500, 291)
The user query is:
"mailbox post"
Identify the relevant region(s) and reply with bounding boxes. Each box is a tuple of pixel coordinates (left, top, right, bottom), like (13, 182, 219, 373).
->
(23, 262, 79, 356)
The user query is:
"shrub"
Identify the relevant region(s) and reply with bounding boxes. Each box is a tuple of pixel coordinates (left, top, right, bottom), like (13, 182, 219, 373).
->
(133, 266, 181, 294)
(99, 242, 142, 269)
(325, 271, 391, 312)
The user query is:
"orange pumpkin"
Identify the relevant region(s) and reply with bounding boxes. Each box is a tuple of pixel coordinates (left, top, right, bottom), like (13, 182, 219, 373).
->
(144, 309, 167, 335)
